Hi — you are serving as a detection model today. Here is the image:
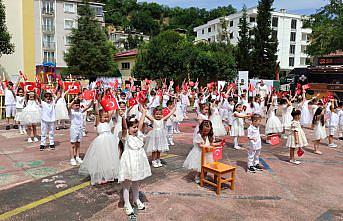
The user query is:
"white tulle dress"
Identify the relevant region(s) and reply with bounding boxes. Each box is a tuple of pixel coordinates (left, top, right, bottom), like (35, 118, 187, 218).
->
(313, 121, 327, 140)
(265, 106, 283, 134)
(230, 111, 245, 136)
(286, 121, 308, 148)
(300, 100, 311, 126)
(79, 122, 120, 185)
(55, 96, 69, 121)
(20, 100, 41, 125)
(145, 119, 169, 153)
(175, 101, 184, 122)
(281, 105, 293, 130)
(210, 107, 227, 137)
(183, 134, 213, 172)
(118, 131, 152, 183)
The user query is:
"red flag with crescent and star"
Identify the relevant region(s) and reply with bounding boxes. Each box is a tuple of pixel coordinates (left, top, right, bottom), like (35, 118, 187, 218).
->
(100, 96, 118, 111)
(128, 98, 138, 107)
(83, 90, 95, 101)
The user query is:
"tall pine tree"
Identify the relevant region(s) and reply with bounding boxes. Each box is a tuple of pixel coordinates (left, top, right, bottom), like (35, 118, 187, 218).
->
(64, 2, 119, 80)
(0, 0, 14, 57)
(236, 5, 251, 71)
(251, 0, 278, 79)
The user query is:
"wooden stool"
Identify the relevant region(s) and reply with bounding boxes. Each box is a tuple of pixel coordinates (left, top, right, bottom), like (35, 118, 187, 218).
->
(200, 146, 236, 195)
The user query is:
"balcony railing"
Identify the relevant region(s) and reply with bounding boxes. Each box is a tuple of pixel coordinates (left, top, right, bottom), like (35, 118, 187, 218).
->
(42, 8, 54, 15)
(42, 41, 56, 50)
(42, 25, 55, 33)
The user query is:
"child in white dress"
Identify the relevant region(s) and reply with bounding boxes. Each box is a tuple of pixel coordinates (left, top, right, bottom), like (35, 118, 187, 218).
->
(21, 92, 41, 143)
(144, 106, 176, 168)
(210, 101, 227, 137)
(174, 98, 184, 133)
(300, 95, 312, 127)
(231, 103, 250, 150)
(225, 97, 235, 134)
(312, 107, 326, 155)
(281, 97, 293, 139)
(183, 120, 221, 184)
(118, 111, 152, 216)
(193, 103, 210, 137)
(79, 109, 121, 185)
(265, 104, 283, 135)
(165, 100, 175, 146)
(327, 100, 339, 148)
(338, 102, 343, 140)
(55, 89, 70, 130)
(247, 114, 264, 173)
(15, 88, 26, 135)
(286, 109, 308, 165)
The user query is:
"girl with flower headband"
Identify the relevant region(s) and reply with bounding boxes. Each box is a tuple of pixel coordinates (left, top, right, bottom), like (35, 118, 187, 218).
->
(230, 103, 251, 150)
(118, 108, 152, 216)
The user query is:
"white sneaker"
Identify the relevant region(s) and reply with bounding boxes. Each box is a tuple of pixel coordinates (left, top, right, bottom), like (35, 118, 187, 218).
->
(152, 160, 159, 168)
(27, 138, 33, 143)
(169, 140, 175, 146)
(82, 132, 87, 137)
(233, 146, 242, 150)
(124, 203, 134, 215)
(134, 199, 145, 210)
(328, 143, 338, 148)
(33, 137, 39, 142)
(157, 159, 163, 167)
(70, 158, 77, 166)
(289, 159, 301, 165)
(75, 157, 83, 164)
(194, 176, 200, 184)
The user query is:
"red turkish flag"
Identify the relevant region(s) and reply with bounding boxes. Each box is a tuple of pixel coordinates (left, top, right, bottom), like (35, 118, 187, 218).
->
(100, 96, 118, 111)
(269, 134, 280, 145)
(303, 84, 310, 90)
(297, 147, 304, 157)
(63, 82, 81, 94)
(213, 146, 223, 161)
(189, 81, 194, 87)
(162, 107, 170, 117)
(21, 82, 36, 92)
(128, 98, 138, 107)
(83, 90, 95, 101)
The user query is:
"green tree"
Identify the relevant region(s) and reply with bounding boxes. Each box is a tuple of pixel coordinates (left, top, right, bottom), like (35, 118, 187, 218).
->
(306, 0, 343, 56)
(130, 10, 160, 36)
(0, 0, 14, 57)
(251, 0, 278, 79)
(64, 2, 119, 80)
(236, 5, 251, 71)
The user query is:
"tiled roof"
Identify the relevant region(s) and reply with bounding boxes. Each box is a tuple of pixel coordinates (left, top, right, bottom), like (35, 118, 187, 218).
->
(115, 49, 138, 58)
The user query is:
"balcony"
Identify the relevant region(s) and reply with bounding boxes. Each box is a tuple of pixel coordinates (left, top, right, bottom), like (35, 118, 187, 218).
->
(42, 41, 56, 50)
(43, 57, 56, 63)
(42, 8, 54, 16)
(42, 25, 55, 33)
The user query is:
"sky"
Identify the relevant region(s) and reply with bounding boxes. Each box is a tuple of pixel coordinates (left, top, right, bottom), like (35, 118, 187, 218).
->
(137, 0, 328, 15)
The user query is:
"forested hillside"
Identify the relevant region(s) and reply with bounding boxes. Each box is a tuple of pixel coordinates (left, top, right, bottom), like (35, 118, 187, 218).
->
(94, 0, 236, 36)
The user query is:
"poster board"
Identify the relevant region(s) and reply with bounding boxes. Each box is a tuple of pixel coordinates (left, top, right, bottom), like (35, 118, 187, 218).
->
(238, 71, 249, 95)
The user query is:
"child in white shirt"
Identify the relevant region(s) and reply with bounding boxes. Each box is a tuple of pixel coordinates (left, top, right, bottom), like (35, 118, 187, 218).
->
(3, 81, 17, 130)
(40, 92, 57, 151)
(247, 114, 263, 173)
(327, 100, 339, 148)
(338, 102, 343, 140)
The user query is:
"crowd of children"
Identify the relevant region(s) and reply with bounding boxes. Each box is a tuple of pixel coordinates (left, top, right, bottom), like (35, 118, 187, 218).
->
(1, 77, 342, 216)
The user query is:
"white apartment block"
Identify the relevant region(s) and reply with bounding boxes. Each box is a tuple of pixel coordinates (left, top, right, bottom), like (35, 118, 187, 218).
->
(194, 7, 312, 72)
(108, 30, 150, 51)
(34, 0, 105, 70)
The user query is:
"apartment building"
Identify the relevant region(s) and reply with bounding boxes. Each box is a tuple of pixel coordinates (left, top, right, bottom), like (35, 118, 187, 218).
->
(194, 7, 312, 73)
(108, 26, 150, 51)
(1, 0, 104, 80)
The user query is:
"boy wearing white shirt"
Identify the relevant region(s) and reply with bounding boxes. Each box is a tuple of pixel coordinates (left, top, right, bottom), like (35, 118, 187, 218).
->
(247, 114, 263, 173)
(40, 92, 56, 151)
(4, 81, 17, 130)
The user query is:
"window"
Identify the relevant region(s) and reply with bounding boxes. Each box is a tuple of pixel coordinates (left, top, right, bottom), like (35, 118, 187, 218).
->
(43, 51, 55, 62)
(230, 32, 234, 39)
(301, 45, 307, 53)
(290, 32, 296, 42)
(43, 34, 55, 49)
(64, 19, 75, 29)
(289, 57, 295, 67)
(64, 3, 75, 13)
(249, 17, 256, 23)
(291, 19, 297, 29)
(272, 30, 277, 39)
(272, 17, 278, 27)
(90, 6, 103, 16)
(208, 38, 211, 42)
(65, 36, 72, 45)
(42, 0, 54, 14)
(213, 25, 216, 31)
(300, 57, 306, 65)
(121, 62, 130, 70)
(42, 17, 54, 32)
(290, 45, 295, 54)
(301, 33, 308, 41)
(208, 27, 211, 33)
(230, 20, 233, 27)
(201, 29, 204, 34)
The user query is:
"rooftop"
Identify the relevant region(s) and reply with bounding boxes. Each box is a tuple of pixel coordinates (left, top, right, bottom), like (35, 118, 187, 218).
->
(114, 49, 138, 58)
